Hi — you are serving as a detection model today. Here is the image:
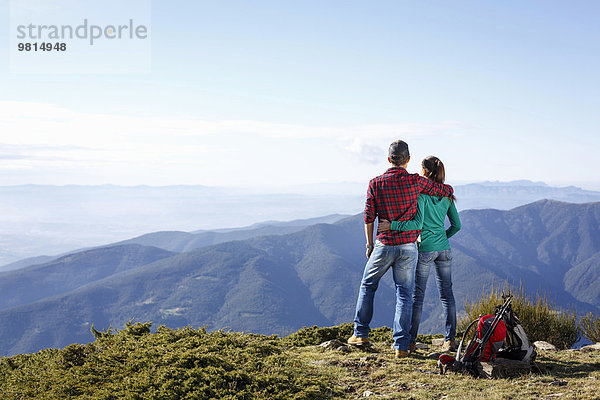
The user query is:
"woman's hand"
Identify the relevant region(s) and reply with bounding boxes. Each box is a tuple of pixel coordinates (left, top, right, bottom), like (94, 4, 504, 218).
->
(377, 219, 391, 233)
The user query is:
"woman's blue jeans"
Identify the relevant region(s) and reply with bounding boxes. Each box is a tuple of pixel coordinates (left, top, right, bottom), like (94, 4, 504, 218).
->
(409, 249, 456, 342)
(353, 241, 418, 351)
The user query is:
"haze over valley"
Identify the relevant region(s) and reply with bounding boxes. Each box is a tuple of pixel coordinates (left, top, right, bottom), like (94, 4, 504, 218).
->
(2, 180, 600, 266)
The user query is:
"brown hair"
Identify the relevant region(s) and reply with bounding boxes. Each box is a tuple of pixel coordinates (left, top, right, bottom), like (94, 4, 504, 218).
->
(422, 156, 456, 201)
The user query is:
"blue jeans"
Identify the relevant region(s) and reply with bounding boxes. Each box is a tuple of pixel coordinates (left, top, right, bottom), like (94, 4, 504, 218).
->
(409, 249, 456, 342)
(353, 241, 418, 351)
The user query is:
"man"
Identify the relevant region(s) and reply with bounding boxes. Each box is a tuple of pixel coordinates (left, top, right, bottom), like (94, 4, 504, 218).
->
(348, 140, 454, 358)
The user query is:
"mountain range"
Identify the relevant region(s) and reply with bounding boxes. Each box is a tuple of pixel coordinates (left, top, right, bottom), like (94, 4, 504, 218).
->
(0, 214, 348, 272)
(2, 181, 600, 266)
(1, 199, 599, 356)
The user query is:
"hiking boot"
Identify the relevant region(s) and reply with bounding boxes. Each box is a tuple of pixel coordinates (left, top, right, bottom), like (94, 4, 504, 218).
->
(408, 342, 417, 353)
(395, 350, 409, 358)
(441, 339, 458, 352)
(347, 335, 369, 345)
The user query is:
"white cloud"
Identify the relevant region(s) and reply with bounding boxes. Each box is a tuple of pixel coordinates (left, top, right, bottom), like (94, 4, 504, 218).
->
(342, 138, 385, 165)
(0, 101, 467, 142)
(0, 101, 472, 185)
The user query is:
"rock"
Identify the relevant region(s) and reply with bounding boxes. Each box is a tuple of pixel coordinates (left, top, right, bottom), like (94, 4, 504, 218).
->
(548, 380, 567, 386)
(416, 342, 430, 350)
(427, 352, 442, 359)
(580, 343, 600, 352)
(335, 345, 351, 353)
(317, 338, 353, 352)
(432, 338, 445, 346)
(360, 355, 377, 362)
(363, 390, 375, 397)
(478, 358, 533, 379)
(534, 341, 557, 351)
(414, 367, 438, 375)
(319, 339, 346, 350)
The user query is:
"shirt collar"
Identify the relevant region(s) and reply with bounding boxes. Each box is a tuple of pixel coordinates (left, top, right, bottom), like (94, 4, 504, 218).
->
(386, 166, 407, 174)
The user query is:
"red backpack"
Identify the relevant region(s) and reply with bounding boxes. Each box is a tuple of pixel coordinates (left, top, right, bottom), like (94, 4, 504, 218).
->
(438, 295, 527, 377)
(464, 314, 507, 361)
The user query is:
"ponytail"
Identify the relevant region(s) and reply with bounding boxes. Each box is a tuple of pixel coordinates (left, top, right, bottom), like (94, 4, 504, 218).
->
(422, 156, 456, 202)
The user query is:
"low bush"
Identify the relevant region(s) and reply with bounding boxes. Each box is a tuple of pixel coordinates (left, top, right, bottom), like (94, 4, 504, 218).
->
(578, 312, 600, 343)
(459, 287, 579, 349)
(0, 323, 341, 400)
(283, 323, 393, 346)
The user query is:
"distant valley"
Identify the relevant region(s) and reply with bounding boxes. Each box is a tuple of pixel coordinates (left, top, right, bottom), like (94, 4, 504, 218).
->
(0, 214, 347, 272)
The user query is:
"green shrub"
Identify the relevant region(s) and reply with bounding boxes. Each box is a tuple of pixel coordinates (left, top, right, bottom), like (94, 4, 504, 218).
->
(61, 343, 91, 368)
(283, 323, 393, 346)
(459, 287, 579, 349)
(579, 312, 600, 343)
(0, 323, 342, 400)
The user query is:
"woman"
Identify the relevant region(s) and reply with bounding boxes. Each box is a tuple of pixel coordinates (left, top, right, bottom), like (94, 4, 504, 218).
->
(378, 156, 461, 352)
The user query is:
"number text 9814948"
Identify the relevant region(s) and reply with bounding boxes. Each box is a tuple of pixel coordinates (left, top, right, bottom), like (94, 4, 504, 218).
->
(17, 42, 67, 52)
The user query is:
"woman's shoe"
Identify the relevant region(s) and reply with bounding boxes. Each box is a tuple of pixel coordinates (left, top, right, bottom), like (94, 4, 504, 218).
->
(441, 339, 458, 352)
(395, 350, 409, 358)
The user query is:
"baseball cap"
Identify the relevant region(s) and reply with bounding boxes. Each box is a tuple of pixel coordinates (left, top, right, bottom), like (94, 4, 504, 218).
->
(388, 140, 409, 158)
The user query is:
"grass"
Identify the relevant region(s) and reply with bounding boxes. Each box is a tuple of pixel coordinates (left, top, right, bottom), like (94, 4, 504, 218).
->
(292, 340, 600, 399)
(1, 322, 600, 399)
(579, 312, 600, 344)
(460, 287, 579, 349)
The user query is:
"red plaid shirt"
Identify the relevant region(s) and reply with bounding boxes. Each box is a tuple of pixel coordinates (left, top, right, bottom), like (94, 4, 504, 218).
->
(364, 167, 454, 245)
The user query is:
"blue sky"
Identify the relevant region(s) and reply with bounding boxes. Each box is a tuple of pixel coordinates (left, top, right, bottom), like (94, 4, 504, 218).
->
(1, 1, 599, 189)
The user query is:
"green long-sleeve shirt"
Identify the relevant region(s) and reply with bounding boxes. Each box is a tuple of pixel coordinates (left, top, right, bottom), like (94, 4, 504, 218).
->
(390, 194, 461, 252)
